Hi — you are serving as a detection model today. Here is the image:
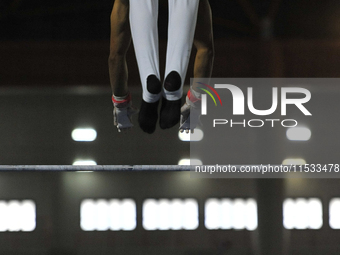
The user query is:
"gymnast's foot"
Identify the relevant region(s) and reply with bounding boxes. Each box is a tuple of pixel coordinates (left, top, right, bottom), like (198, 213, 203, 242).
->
(159, 97, 182, 129)
(159, 71, 182, 129)
(138, 99, 159, 134)
(138, 75, 161, 134)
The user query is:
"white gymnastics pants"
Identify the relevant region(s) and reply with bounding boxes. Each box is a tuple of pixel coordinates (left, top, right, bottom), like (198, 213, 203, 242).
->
(129, 0, 199, 102)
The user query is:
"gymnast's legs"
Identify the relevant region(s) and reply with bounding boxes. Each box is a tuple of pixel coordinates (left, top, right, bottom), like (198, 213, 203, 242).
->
(129, 0, 199, 133)
(109, 0, 214, 134)
(159, 0, 200, 129)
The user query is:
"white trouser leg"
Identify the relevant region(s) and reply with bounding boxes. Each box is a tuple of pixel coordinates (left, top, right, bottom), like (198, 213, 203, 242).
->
(163, 0, 199, 101)
(129, 0, 160, 103)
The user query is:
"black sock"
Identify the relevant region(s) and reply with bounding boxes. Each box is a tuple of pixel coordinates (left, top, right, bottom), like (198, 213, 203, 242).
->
(138, 75, 161, 134)
(159, 98, 182, 129)
(159, 71, 182, 129)
(138, 100, 159, 134)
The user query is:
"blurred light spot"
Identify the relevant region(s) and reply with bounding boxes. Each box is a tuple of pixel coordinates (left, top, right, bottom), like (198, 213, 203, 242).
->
(80, 199, 136, 231)
(178, 159, 202, 165)
(205, 198, 257, 231)
(72, 128, 97, 142)
(143, 199, 198, 230)
(178, 129, 204, 142)
(283, 198, 322, 229)
(0, 200, 36, 232)
(282, 158, 306, 165)
(73, 160, 97, 165)
(329, 198, 340, 229)
(286, 127, 311, 141)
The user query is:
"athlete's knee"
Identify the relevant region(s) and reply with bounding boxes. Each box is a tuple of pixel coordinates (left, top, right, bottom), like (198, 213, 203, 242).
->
(164, 71, 182, 92)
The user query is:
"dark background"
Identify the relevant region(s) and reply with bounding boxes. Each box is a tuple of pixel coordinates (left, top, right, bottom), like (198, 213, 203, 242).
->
(2, 0, 340, 40)
(0, 1, 340, 255)
(2, 0, 340, 87)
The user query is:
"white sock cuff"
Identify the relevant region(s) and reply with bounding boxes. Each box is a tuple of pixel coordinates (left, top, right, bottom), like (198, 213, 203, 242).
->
(163, 88, 183, 101)
(142, 91, 161, 103)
